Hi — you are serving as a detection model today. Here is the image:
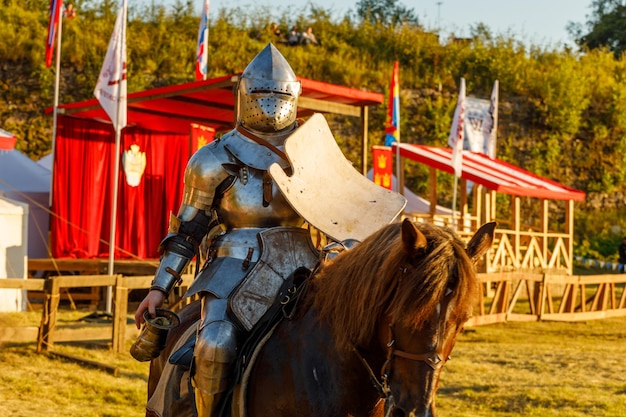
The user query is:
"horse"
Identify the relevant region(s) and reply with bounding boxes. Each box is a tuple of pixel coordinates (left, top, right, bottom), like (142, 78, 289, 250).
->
(146, 218, 496, 417)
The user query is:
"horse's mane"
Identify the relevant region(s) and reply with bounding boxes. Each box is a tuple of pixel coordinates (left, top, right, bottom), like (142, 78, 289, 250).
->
(309, 221, 479, 351)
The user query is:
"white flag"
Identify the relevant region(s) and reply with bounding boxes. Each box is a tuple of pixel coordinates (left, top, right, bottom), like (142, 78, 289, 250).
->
(483, 80, 499, 158)
(94, 0, 127, 132)
(448, 77, 466, 177)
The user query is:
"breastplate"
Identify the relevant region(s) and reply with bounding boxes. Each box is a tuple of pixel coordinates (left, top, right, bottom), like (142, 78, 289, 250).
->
(219, 166, 303, 230)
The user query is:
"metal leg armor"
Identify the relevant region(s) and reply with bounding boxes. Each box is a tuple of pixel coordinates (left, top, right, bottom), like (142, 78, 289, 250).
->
(192, 295, 242, 417)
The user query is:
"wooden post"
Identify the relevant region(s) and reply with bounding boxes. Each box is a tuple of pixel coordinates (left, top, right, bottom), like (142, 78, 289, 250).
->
(565, 199, 574, 275)
(474, 184, 483, 229)
(112, 274, 128, 353)
(360, 106, 369, 175)
(491, 190, 497, 222)
(538, 273, 547, 319)
(513, 196, 521, 267)
(541, 199, 549, 262)
(37, 277, 60, 353)
(429, 167, 437, 221)
(460, 178, 468, 232)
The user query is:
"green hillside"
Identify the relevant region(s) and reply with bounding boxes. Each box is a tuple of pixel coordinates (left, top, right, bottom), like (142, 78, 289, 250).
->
(2, 0, 625, 262)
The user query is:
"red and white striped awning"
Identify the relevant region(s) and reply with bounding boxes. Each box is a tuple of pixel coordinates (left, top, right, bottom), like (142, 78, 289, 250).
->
(393, 143, 586, 201)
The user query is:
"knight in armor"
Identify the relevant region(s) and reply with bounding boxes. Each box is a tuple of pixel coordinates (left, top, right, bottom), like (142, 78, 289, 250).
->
(134, 43, 310, 417)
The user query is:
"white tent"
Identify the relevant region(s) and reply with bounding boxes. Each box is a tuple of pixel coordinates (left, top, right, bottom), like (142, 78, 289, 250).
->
(0, 134, 51, 259)
(366, 169, 454, 215)
(37, 153, 53, 171)
(0, 196, 27, 312)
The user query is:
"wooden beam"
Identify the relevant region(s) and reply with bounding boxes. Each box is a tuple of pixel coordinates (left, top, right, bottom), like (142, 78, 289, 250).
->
(297, 97, 361, 117)
(429, 167, 437, 219)
(0, 278, 45, 290)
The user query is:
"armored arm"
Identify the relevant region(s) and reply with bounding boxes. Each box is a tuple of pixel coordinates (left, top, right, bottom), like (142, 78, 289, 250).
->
(150, 146, 231, 295)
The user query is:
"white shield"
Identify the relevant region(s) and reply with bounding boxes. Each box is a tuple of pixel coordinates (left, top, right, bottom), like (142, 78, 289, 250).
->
(269, 113, 407, 242)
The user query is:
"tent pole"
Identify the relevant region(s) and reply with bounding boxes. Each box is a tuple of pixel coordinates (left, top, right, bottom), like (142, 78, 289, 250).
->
(107, 127, 121, 314)
(106, 1, 127, 315)
(49, 9, 63, 207)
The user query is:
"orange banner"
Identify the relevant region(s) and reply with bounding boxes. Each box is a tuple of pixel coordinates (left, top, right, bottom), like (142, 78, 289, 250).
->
(372, 145, 393, 190)
(190, 123, 215, 154)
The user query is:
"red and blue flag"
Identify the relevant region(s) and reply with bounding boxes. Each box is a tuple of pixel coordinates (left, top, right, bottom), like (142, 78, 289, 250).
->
(46, 0, 63, 67)
(384, 61, 400, 146)
(195, 0, 210, 81)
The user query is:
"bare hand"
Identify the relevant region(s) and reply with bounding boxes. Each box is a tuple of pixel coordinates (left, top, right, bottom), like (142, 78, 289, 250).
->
(134, 290, 166, 329)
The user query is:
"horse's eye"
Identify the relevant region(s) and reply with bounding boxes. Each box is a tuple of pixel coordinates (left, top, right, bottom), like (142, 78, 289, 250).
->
(445, 287, 454, 297)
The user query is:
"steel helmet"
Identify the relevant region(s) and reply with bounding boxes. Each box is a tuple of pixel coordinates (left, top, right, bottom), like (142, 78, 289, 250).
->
(237, 43, 301, 133)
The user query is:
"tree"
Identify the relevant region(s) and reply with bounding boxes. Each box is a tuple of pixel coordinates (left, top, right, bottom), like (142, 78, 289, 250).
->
(354, 0, 419, 27)
(568, 0, 626, 57)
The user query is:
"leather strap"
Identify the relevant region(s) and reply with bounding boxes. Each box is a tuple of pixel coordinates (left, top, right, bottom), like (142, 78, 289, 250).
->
(236, 124, 289, 162)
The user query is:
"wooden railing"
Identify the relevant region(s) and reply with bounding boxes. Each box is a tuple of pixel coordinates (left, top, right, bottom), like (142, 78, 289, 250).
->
(466, 272, 626, 326)
(3, 270, 625, 351)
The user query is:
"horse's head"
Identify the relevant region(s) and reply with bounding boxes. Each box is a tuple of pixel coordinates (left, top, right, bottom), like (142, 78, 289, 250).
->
(378, 219, 495, 417)
(311, 219, 495, 417)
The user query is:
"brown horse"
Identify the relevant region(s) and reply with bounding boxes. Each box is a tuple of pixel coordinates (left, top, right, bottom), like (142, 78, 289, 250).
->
(147, 219, 495, 417)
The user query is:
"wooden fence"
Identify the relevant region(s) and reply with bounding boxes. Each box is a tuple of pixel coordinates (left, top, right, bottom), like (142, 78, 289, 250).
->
(466, 272, 626, 326)
(0, 273, 193, 353)
(2, 271, 626, 352)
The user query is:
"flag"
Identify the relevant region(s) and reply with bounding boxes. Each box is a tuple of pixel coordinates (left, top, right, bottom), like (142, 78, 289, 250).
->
(46, 0, 63, 67)
(94, 0, 127, 132)
(448, 78, 466, 177)
(483, 80, 499, 158)
(384, 61, 400, 146)
(190, 123, 215, 154)
(372, 146, 393, 190)
(196, 0, 210, 81)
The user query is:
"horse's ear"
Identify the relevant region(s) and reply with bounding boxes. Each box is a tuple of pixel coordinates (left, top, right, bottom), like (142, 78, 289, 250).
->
(401, 218, 427, 256)
(466, 222, 496, 263)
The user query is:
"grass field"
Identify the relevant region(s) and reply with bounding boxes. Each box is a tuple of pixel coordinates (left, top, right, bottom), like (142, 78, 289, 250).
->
(1, 311, 626, 416)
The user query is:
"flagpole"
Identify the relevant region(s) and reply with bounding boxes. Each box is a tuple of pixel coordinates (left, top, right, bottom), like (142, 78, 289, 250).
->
(451, 175, 458, 230)
(395, 142, 401, 193)
(448, 77, 466, 231)
(49, 2, 63, 207)
(106, 0, 127, 314)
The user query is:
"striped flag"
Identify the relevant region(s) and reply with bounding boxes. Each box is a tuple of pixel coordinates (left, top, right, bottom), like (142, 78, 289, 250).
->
(195, 0, 210, 81)
(45, 0, 63, 67)
(94, 0, 127, 132)
(448, 78, 466, 177)
(384, 61, 400, 146)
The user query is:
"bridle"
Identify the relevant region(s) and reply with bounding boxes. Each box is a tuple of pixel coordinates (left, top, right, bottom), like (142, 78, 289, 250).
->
(352, 322, 446, 393)
(351, 310, 449, 416)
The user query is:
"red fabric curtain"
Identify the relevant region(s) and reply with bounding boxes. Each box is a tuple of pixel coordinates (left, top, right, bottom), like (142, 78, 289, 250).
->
(51, 116, 189, 259)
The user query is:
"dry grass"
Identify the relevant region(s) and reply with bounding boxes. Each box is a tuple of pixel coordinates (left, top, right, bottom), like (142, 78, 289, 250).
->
(2, 310, 626, 416)
(438, 318, 626, 416)
(0, 340, 150, 417)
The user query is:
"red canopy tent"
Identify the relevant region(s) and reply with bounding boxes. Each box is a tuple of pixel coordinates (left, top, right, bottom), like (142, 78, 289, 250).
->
(392, 143, 586, 274)
(50, 75, 383, 260)
(393, 143, 586, 201)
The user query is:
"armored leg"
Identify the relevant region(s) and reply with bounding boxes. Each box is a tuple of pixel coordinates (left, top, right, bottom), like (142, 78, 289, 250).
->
(192, 295, 242, 417)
